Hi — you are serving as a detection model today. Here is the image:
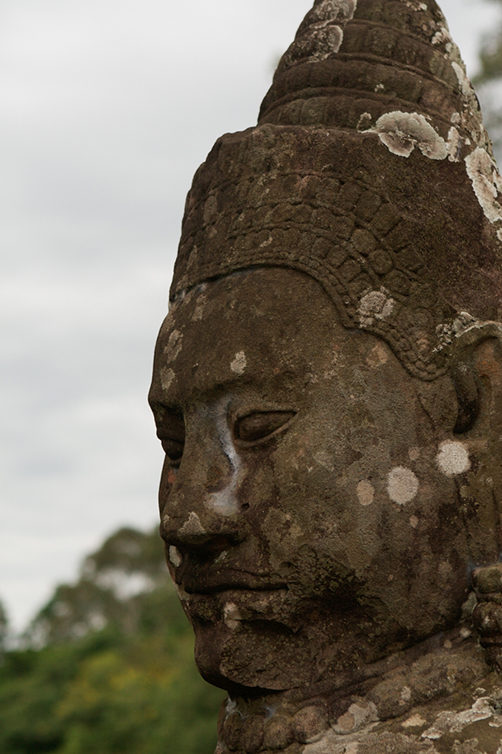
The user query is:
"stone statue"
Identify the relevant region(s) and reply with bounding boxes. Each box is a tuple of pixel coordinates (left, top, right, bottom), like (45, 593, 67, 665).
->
(149, 1, 502, 751)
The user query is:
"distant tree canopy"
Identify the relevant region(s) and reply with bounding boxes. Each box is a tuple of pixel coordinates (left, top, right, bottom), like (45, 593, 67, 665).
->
(0, 527, 224, 754)
(0, 599, 8, 655)
(473, 0, 502, 160)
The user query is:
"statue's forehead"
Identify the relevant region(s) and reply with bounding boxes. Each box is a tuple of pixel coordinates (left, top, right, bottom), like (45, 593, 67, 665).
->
(152, 271, 411, 410)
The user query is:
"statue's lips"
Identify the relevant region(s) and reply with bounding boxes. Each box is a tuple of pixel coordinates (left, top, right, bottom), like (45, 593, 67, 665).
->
(178, 571, 287, 596)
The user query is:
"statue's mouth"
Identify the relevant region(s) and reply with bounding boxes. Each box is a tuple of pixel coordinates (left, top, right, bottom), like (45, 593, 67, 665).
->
(179, 570, 287, 596)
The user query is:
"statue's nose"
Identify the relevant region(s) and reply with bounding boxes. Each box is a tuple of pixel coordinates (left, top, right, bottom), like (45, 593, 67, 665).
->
(159, 430, 246, 556)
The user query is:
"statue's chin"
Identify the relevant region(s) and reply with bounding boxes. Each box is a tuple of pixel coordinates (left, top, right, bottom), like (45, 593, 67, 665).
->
(193, 619, 310, 692)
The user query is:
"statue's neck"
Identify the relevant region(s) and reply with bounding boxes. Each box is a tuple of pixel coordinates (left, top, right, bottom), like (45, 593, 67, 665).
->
(216, 625, 488, 754)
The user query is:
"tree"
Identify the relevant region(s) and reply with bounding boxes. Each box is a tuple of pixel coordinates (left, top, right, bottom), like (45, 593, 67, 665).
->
(0, 600, 8, 656)
(0, 526, 224, 754)
(473, 0, 502, 161)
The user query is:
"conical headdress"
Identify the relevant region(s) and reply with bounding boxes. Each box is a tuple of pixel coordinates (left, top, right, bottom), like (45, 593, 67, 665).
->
(171, 0, 502, 380)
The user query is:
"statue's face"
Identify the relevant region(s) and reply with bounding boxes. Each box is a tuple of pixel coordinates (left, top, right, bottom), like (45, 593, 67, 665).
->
(149, 268, 472, 692)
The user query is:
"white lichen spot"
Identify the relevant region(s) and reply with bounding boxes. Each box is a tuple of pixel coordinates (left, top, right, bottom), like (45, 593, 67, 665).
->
(366, 343, 389, 367)
(410, 515, 419, 529)
(498, 229, 502, 242)
(372, 112, 448, 160)
(164, 329, 184, 361)
(284, 0, 358, 67)
(465, 147, 502, 224)
(168, 545, 182, 568)
(460, 626, 472, 639)
(333, 702, 378, 734)
(357, 480, 375, 507)
(422, 697, 493, 740)
(402, 714, 427, 728)
(230, 351, 247, 375)
(432, 26, 451, 46)
(315, 450, 335, 472)
(408, 447, 420, 462)
(179, 511, 206, 537)
(387, 467, 419, 505)
(224, 602, 242, 630)
(447, 126, 461, 162)
(451, 61, 473, 98)
(358, 289, 394, 327)
(310, 0, 358, 25)
(306, 733, 360, 753)
(358, 112, 373, 132)
(451, 112, 461, 125)
(161, 367, 175, 391)
(436, 440, 471, 476)
(400, 686, 412, 704)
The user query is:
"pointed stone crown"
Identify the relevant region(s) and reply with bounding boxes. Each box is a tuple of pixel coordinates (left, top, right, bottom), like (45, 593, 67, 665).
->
(171, 0, 502, 380)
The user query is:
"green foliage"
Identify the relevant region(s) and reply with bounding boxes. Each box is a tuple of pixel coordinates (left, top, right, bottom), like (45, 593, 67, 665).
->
(0, 598, 8, 655)
(0, 527, 224, 754)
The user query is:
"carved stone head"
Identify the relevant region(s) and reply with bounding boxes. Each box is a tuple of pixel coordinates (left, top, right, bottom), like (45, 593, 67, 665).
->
(150, 1, 502, 750)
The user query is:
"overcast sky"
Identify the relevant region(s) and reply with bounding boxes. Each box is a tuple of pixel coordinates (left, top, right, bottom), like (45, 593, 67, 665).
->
(0, 0, 499, 633)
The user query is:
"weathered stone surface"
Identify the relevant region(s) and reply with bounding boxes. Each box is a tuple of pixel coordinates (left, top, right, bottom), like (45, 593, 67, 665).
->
(150, 1, 502, 752)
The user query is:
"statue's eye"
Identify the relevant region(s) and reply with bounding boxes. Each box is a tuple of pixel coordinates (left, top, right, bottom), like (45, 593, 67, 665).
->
(157, 411, 185, 465)
(234, 411, 296, 443)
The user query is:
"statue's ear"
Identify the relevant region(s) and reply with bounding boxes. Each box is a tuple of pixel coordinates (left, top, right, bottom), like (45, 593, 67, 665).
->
(450, 322, 502, 565)
(451, 322, 502, 438)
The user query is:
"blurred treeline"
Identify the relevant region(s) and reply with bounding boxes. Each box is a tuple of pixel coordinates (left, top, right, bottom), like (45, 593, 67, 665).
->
(475, 0, 502, 161)
(0, 527, 224, 754)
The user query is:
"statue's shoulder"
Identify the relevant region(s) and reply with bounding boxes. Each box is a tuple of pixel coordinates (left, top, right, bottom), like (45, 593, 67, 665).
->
(303, 673, 502, 754)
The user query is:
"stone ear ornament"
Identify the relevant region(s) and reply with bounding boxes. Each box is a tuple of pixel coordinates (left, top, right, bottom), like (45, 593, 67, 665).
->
(472, 563, 502, 673)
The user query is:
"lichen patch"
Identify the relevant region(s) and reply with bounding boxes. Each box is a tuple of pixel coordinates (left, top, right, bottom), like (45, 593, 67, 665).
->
(311, 0, 358, 26)
(452, 61, 473, 99)
(436, 441, 471, 476)
(358, 289, 394, 327)
(447, 126, 461, 162)
(314, 450, 335, 471)
(164, 329, 184, 361)
(230, 351, 247, 375)
(402, 714, 427, 728)
(168, 545, 182, 568)
(465, 147, 502, 224)
(282, 0, 358, 68)
(422, 697, 494, 740)
(372, 112, 448, 160)
(357, 480, 375, 507)
(224, 602, 242, 630)
(180, 511, 206, 537)
(387, 467, 419, 505)
(161, 367, 176, 391)
(408, 447, 420, 462)
(366, 343, 389, 368)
